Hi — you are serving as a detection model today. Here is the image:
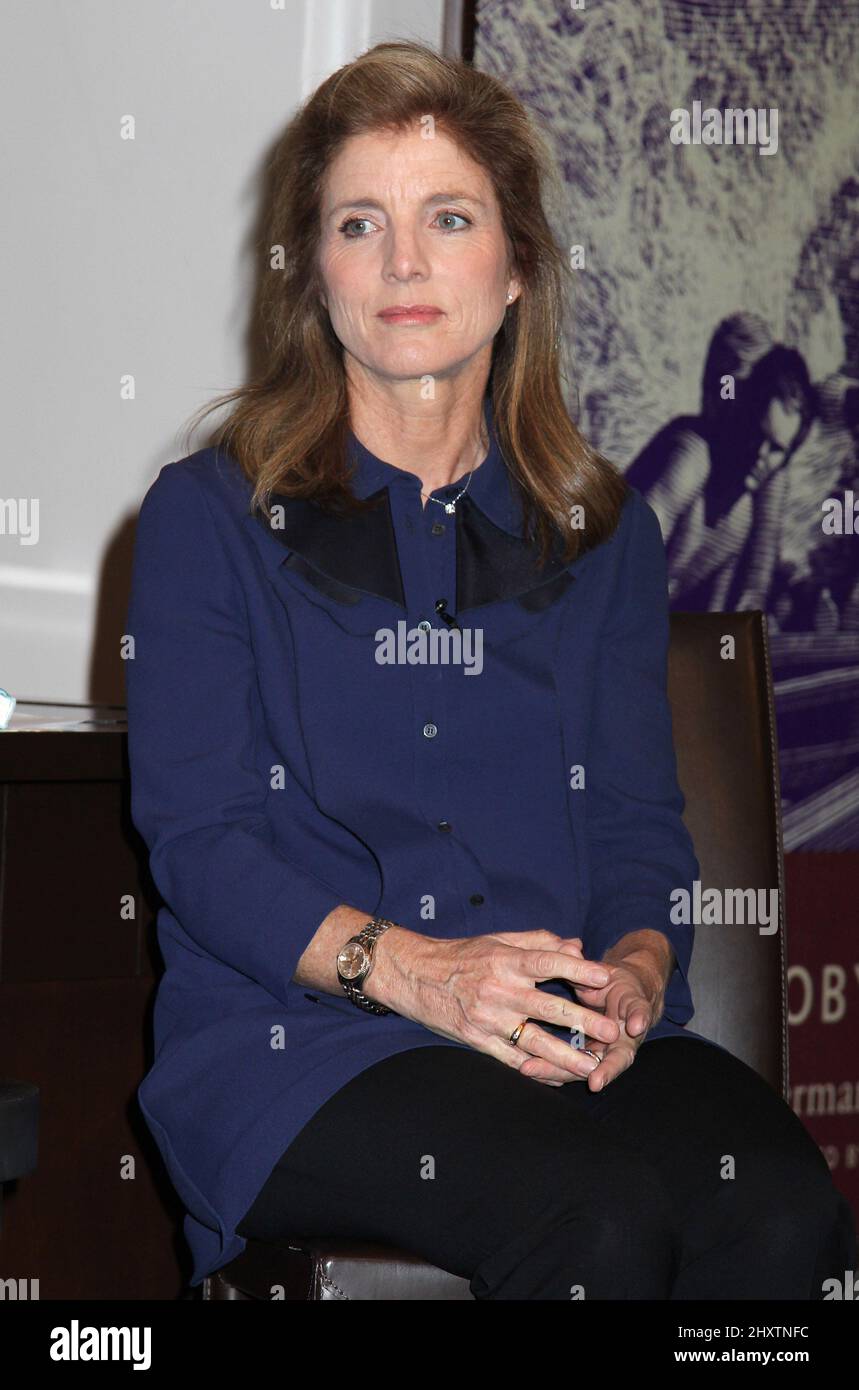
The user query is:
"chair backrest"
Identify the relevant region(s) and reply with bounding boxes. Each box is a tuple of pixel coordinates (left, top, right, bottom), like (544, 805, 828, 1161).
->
(667, 612, 787, 1098)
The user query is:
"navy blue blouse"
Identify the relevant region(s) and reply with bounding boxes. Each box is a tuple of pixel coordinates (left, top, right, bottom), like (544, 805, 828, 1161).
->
(125, 395, 721, 1287)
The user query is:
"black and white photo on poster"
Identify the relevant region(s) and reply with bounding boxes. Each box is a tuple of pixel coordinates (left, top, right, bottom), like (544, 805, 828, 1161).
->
(475, 0, 859, 846)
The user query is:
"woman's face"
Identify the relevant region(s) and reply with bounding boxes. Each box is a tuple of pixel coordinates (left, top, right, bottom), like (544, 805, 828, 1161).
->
(316, 123, 520, 386)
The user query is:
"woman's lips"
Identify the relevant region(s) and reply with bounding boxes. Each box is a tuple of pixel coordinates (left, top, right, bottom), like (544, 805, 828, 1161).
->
(377, 306, 444, 324)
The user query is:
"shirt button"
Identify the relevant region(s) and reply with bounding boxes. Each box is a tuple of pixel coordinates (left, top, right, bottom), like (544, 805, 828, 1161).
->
(437, 820, 452, 833)
(431, 522, 445, 536)
(469, 894, 485, 906)
(417, 620, 432, 633)
(423, 722, 438, 738)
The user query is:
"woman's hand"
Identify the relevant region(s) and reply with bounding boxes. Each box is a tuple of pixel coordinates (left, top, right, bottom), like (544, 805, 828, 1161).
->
(370, 927, 622, 1086)
(571, 931, 674, 1091)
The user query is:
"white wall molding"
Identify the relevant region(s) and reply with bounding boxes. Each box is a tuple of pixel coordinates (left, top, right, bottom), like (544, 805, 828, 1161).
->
(0, 565, 95, 596)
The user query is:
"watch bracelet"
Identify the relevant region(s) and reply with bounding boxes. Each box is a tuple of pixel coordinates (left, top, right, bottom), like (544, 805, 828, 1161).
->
(340, 916, 398, 1015)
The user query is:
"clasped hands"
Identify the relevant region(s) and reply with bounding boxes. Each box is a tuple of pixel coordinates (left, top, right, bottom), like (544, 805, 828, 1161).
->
(492, 928, 674, 1092)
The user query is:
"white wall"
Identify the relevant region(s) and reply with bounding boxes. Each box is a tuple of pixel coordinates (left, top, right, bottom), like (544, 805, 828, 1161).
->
(0, 0, 447, 703)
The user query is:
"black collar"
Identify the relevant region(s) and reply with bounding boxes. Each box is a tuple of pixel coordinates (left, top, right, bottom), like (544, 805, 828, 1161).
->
(258, 485, 575, 615)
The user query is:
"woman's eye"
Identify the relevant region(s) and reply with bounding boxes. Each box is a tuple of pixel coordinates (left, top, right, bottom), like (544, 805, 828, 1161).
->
(436, 211, 470, 231)
(339, 217, 374, 238)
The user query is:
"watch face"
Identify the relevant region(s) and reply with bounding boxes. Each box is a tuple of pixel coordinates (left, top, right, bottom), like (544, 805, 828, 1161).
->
(338, 941, 368, 980)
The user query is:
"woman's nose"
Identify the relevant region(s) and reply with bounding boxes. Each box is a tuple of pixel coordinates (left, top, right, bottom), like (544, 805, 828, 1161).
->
(383, 228, 430, 280)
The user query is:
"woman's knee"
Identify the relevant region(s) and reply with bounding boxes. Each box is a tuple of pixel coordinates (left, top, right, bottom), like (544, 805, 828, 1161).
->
(736, 1109, 838, 1220)
(684, 1047, 842, 1231)
(716, 1108, 849, 1278)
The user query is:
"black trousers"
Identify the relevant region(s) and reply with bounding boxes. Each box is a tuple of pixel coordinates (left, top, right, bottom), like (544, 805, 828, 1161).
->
(236, 1037, 857, 1300)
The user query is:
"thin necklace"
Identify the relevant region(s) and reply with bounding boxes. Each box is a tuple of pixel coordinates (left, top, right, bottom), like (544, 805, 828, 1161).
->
(420, 431, 487, 514)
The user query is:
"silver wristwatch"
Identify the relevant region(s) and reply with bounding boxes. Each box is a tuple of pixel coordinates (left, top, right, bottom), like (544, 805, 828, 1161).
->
(336, 917, 396, 1015)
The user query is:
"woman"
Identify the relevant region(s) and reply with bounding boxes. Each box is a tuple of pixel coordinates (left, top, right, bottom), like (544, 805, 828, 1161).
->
(125, 41, 855, 1299)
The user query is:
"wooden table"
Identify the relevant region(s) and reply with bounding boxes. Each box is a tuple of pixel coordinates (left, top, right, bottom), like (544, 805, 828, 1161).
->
(0, 701, 187, 1298)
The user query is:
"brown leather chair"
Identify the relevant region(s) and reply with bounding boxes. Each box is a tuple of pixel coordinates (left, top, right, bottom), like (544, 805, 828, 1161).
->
(204, 611, 788, 1300)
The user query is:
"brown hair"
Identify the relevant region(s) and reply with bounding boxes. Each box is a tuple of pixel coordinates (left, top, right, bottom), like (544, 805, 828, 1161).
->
(181, 39, 627, 565)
